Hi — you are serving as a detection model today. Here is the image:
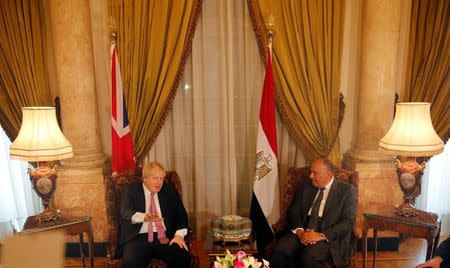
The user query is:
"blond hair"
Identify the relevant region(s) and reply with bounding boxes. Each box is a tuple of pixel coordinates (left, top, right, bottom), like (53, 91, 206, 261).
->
(142, 162, 166, 179)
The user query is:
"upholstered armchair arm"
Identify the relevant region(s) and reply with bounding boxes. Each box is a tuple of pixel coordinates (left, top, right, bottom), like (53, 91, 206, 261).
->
(105, 169, 142, 265)
(107, 225, 119, 259)
(185, 227, 195, 247)
(271, 217, 287, 237)
(105, 173, 119, 261)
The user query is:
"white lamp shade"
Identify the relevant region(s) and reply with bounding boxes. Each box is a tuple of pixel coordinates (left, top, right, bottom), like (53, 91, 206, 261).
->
(10, 107, 73, 161)
(379, 102, 444, 157)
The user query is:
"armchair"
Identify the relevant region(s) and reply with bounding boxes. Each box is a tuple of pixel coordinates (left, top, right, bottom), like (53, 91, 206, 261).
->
(104, 168, 198, 268)
(266, 166, 359, 268)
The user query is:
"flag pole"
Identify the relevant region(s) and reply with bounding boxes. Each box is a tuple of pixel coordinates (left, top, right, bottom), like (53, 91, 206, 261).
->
(266, 14, 275, 55)
(250, 14, 280, 256)
(109, 17, 118, 46)
(109, 21, 137, 175)
(266, 15, 277, 219)
(109, 22, 118, 176)
(110, 31, 117, 46)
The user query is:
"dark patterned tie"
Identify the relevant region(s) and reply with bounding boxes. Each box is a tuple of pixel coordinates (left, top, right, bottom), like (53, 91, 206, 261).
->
(308, 188, 325, 231)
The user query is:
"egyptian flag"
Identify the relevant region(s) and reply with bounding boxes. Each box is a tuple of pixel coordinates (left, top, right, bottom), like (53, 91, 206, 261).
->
(111, 43, 136, 174)
(250, 46, 280, 255)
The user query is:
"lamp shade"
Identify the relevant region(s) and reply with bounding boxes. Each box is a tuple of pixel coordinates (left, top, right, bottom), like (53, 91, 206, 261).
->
(379, 102, 444, 157)
(10, 107, 73, 161)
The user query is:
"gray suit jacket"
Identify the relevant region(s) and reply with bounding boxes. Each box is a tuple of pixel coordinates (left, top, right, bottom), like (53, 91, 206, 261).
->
(288, 179, 357, 267)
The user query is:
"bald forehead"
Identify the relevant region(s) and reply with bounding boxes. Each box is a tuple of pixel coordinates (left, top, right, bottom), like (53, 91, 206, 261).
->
(312, 159, 326, 170)
(313, 158, 335, 172)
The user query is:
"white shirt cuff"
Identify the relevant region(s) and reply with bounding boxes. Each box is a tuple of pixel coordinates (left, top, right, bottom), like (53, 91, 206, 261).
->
(175, 228, 188, 238)
(131, 212, 146, 224)
(292, 227, 304, 234)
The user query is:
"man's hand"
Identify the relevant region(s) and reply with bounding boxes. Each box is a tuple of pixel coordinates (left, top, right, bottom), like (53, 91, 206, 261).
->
(415, 256, 443, 268)
(170, 235, 189, 251)
(299, 229, 324, 245)
(144, 213, 163, 222)
(295, 228, 305, 240)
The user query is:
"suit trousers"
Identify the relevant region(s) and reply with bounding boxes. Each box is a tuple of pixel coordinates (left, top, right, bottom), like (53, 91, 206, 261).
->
(270, 232, 331, 268)
(443, 260, 450, 268)
(122, 233, 190, 268)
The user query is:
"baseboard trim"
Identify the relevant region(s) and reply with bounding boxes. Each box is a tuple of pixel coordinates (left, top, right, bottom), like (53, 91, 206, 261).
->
(357, 236, 400, 252)
(65, 242, 107, 257)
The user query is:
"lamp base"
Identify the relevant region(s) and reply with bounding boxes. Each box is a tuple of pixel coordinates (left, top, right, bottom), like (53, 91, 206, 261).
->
(394, 203, 419, 217)
(29, 164, 60, 222)
(35, 207, 61, 222)
(394, 157, 425, 217)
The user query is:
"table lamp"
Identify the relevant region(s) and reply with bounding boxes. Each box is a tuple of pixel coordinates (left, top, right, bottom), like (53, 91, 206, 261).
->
(379, 102, 444, 217)
(10, 107, 73, 222)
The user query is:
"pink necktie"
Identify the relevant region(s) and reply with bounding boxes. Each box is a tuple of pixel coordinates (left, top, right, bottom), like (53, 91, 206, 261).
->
(148, 192, 169, 244)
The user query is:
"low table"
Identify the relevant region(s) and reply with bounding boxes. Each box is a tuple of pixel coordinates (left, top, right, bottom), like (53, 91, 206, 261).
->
(203, 232, 257, 265)
(362, 205, 440, 268)
(10, 214, 94, 268)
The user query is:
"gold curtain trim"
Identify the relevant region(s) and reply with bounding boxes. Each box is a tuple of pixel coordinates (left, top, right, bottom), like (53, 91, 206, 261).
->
(247, 0, 345, 162)
(274, 91, 345, 162)
(247, 0, 268, 61)
(137, 0, 203, 163)
(275, 90, 323, 162)
(246, 0, 318, 160)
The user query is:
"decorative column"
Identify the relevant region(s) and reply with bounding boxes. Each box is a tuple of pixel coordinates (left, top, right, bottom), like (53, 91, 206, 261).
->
(343, 0, 405, 231)
(48, 0, 108, 241)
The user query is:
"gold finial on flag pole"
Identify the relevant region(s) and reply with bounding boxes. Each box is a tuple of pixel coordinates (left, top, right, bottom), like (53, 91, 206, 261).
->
(109, 17, 118, 45)
(266, 14, 275, 48)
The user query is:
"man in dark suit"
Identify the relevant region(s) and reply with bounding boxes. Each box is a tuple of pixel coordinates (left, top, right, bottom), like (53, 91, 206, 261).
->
(416, 236, 450, 268)
(119, 162, 190, 268)
(270, 158, 357, 268)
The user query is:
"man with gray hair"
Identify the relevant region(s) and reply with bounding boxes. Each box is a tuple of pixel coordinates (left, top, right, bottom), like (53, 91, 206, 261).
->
(271, 158, 357, 267)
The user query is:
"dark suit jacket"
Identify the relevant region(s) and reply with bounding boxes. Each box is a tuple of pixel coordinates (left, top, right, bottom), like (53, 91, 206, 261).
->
(288, 178, 357, 267)
(118, 180, 188, 254)
(437, 236, 450, 267)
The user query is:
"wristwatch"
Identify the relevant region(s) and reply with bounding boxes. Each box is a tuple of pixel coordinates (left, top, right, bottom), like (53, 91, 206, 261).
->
(319, 232, 327, 241)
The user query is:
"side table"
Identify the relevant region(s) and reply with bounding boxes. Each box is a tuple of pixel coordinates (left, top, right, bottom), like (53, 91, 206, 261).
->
(10, 214, 94, 268)
(362, 205, 440, 268)
(203, 232, 257, 265)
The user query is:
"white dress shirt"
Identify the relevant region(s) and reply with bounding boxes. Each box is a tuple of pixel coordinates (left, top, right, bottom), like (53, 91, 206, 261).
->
(308, 177, 334, 217)
(131, 184, 187, 238)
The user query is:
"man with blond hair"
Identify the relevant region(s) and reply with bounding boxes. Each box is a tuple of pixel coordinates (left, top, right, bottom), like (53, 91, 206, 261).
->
(118, 162, 190, 268)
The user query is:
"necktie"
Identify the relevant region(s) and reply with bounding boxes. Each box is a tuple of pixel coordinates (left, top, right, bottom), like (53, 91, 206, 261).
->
(147, 193, 169, 244)
(308, 188, 325, 231)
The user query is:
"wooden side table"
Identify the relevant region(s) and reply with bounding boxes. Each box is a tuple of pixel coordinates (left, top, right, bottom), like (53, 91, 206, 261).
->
(362, 205, 440, 268)
(10, 214, 94, 268)
(203, 232, 257, 265)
